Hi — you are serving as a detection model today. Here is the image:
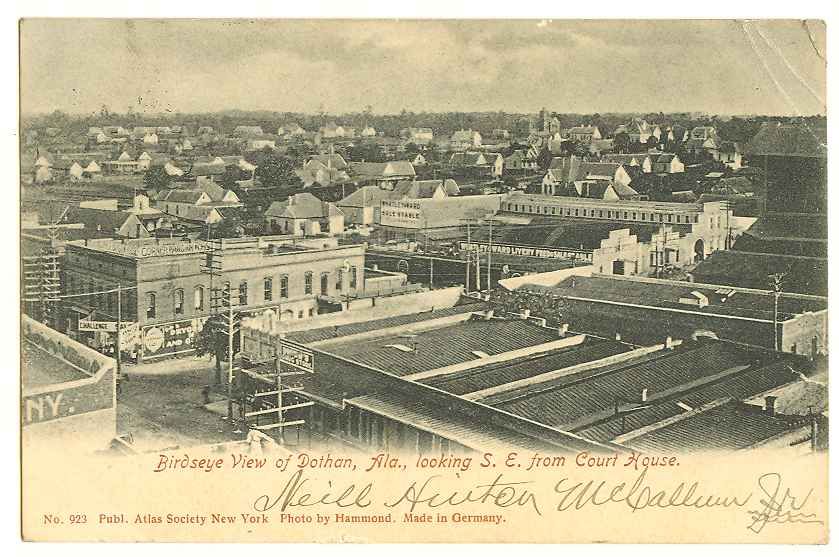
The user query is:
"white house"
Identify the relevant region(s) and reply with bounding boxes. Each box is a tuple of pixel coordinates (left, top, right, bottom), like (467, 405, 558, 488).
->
(450, 129, 482, 150)
(265, 192, 345, 236)
(143, 132, 159, 145)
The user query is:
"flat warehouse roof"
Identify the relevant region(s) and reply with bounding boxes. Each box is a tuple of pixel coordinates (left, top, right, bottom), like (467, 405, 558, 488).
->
(546, 275, 826, 320)
(420, 339, 630, 396)
(324, 318, 560, 376)
(22, 340, 94, 390)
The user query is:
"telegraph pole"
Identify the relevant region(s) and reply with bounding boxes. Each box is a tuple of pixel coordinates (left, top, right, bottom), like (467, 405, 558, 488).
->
(465, 220, 471, 293)
(769, 272, 786, 352)
(486, 215, 493, 298)
(116, 283, 122, 381)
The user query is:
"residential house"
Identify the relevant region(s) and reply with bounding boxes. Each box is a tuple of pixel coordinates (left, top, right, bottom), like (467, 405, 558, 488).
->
(450, 129, 482, 150)
(154, 178, 242, 224)
(567, 125, 602, 143)
(449, 151, 504, 177)
(247, 138, 277, 150)
(361, 126, 377, 137)
(283, 123, 306, 136)
(196, 126, 215, 135)
(602, 153, 653, 173)
(348, 161, 416, 188)
(103, 151, 142, 174)
(143, 132, 159, 145)
(390, 179, 460, 201)
(410, 153, 427, 166)
(265, 192, 345, 236)
(719, 141, 742, 170)
(651, 153, 685, 174)
(320, 123, 347, 139)
(541, 156, 632, 195)
(402, 127, 434, 144)
(569, 180, 643, 201)
(336, 185, 392, 225)
(64, 206, 151, 239)
(307, 153, 348, 172)
(684, 126, 721, 160)
(613, 119, 654, 144)
(124, 193, 167, 234)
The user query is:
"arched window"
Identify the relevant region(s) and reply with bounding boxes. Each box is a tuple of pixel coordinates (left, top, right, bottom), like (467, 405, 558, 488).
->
(194, 286, 204, 311)
(146, 292, 156, 319)
(174, 289, 184, 314)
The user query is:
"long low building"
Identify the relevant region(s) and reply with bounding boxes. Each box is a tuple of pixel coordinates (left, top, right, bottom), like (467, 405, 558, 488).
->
(238, 300, 820, 455)
(520, 273, 827, 357)
(501, 192, 732, 260)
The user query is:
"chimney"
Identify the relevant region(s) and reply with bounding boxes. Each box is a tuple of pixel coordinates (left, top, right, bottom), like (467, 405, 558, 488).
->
(615, 332, 621, 341)
(559, 323, 569, 337)
(641, 388, 649, 402)
(764, 396, 777, 417)
(520, 309, 531, 320)
(665, 336, 673, 349)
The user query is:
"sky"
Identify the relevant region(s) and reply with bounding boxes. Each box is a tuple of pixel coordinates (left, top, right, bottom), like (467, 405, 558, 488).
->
(19, 19, 827, 116)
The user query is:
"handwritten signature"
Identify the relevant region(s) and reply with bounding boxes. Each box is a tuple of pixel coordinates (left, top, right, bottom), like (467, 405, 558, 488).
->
(746, 473, 823, 534)
(250, 468, 822, 533)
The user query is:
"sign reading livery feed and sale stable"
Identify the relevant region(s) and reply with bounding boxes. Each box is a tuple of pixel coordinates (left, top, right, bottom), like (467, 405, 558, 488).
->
(458, 241, 593, 261)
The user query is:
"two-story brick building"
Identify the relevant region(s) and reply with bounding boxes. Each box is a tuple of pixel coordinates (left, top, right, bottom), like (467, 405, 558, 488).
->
(60, 236, 367, 362)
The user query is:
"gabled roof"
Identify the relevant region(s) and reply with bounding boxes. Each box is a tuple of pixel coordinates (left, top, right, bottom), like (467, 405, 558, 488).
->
(266, 192, 343, 219)
(307, 154, 348, 171)
(65, 207, 139, 236)
(157, 189, 209, 205)
(579, 161, 622, 179)
(337, 185, 393, 208)
(390, 179, 460, 199)
(349, 161, 415, 179)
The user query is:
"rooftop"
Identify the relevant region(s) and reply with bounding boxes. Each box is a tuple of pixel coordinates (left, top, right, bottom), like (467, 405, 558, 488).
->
(22, 339, 93, 389)
(622, 399, 813, 453)
(420, 338, 630, 396)
(544, 274, 826, 321)
(506, 192, 710, 212)
(480, 340, 797, 431)
(346, 391, 556, 453)
(285, 299, 491, 345)
(324, 318, 560, 376)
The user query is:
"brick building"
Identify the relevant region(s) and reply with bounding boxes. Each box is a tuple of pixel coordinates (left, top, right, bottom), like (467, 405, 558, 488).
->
(60, 236, 367, 362)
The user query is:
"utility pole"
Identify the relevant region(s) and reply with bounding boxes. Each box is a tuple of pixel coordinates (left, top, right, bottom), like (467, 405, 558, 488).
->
(486, 215, 493, 298)
(465, 220, 471, 293)
(116, 283, 122, 382)
(769, 272, 786, 352)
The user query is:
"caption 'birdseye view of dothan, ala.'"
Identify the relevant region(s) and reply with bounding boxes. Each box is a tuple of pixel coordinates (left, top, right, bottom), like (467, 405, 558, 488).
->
(20, 19, 827, 462)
